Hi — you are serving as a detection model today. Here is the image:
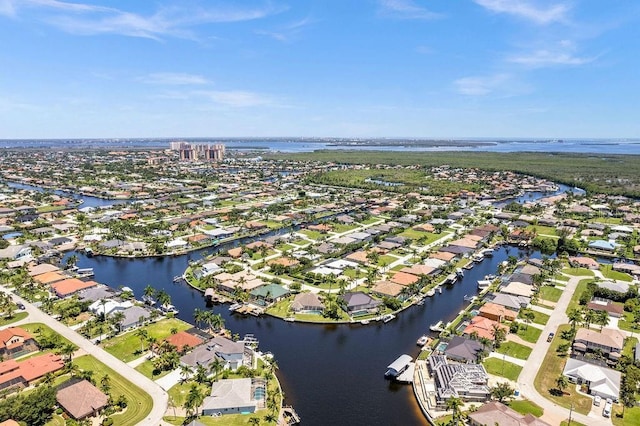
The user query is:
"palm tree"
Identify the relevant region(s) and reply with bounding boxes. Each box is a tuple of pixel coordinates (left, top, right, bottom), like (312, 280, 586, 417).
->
(193, 308, 206, 329)
(144, 285, 156, 300)
(583, 308, 596, 329)
(135, 328, 148, 353)
(567, 308, 582, 331)
(156, 289, 171, 308)
(263, 412, 277, 424)
(111, 311, 126, 332)
(60, 343, 77, 364)
(556, 374, 569, 394)
(180, 364, 192, 383)
(595, 310, 610, 330)
(209, 358, 224, 382)
(248, 417, 261, 426)
(195, 365, 208, 384)
(184, 384, 205, 417)
(445, 396, 463, 425)
(100, 374, 111, 393)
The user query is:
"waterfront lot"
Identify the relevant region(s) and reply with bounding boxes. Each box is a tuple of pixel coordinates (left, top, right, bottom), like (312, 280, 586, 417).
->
(538, 285, 562, 303)
(101, 318, 191, 362)
(483, 357, 522, 381)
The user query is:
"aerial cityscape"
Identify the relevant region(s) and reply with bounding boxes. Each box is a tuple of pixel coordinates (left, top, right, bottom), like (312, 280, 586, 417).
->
(1, 1, 640, 426)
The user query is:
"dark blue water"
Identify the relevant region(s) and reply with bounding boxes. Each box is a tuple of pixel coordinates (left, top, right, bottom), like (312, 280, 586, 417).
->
(62, 245, 538, 426)
(5, 181, 134, 208)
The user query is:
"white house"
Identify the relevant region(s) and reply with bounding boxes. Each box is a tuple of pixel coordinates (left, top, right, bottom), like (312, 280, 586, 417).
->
(562, 358, 621, 401)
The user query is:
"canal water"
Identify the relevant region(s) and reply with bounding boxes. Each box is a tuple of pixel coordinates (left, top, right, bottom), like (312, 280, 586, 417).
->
(65, 244, 540, 426)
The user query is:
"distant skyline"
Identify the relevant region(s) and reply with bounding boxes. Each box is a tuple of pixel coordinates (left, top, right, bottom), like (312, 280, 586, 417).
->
(1, 0, 639, 139)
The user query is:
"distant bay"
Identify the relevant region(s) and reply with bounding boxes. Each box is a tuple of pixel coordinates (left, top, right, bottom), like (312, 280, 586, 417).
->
(1, 138, 640, 154)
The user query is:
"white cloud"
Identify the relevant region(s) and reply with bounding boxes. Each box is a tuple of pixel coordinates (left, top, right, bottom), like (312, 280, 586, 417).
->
(454, 74, 510, 96)
(473, 0, 569, 25)
(509, 49, 595, 67)
(378, 0, 442, 20)
(1, 0, 283, 40)
(141, 73, 210, 85)
(256, 17, 313, 42)
(196, 90, 275, 107)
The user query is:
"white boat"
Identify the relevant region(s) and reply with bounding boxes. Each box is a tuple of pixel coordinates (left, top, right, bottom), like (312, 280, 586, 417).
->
(172, 275, 184, 283)
(382, 313, 396, 323)
(429, 320, 444, 332)
(121, 286, 133, 294)
(455, 268, 464, 277)
(228, 303, 242, 312)
(284, 317, 295, 322)
(481, 248, 494, 257)
(425, 289, 436, 297)
(438, 286, 442, 294)
(360, 319, 370, 325)
(472, 253, 484, 262)
(161, 303, 178, 314)
(76, 267, 94, 277)
(463, 294, 476, 302)
(416, 334, 429, 346)
(477, 280, 491, 289)
(142, 295, 156, 306)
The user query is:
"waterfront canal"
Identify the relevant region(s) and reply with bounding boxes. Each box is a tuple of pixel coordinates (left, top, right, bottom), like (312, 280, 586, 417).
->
(65, 244, 539, 425)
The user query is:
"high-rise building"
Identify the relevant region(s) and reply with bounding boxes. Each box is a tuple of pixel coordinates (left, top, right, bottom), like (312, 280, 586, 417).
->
(171, 142, 225, 162)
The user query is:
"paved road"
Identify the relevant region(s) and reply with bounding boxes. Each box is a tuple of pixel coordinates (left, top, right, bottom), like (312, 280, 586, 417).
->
(0, 285, 170, 426)
(517, 275, 612, 426)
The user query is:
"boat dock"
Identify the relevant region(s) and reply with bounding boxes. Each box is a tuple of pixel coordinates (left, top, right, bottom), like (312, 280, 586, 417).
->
(395, 362, 415, 384)
(282, 406, 301, 425)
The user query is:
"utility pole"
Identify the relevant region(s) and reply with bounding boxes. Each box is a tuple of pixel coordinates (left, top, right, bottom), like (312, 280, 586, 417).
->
(568, 403, 573, 425)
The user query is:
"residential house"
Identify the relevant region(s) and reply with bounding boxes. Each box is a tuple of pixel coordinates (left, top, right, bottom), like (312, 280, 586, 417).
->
(462, 316, 509, 341)
(118, 306, 152, 330)
(181, 336, 248, 371)
(443, 336, 485, 363)
(427, 355, 490, 406)
(563, 358, 621, 401)
(165, 331, 204, 353)
(249, 284, 290, 306)
(0, 353, 65, 391)
(0, 327, 38, 360)
(371, 281, 405, 299)
(478, 302, 517, 323)
(341, 292, 382, 314)
(468, 401, 551, 426)
(573, 328, 625, 364)
(51, 279, 98, 298)
(290, 293, 324, 313)
(56, 379, 109, 420)
(200, 378, 265, 416)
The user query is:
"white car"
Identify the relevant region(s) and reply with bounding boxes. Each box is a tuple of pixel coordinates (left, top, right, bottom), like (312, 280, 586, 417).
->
(593, 395, 601, 406)
(603, 399, 612, 418)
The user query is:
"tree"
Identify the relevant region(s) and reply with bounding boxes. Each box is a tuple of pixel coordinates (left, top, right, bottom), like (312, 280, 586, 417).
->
(249, 417, 261, 426)
(583, 308, 596, 329)
(195, 365, 208, 384)
(264, 412, 277, 424)
(491, 324, 506, 349)
(143, 285, 156, 300)
(445, 396, 463, 425)
(183, 384, 204, 418)
(60, 343, 77, 364)
(491, 382, 515, 403)
(594, 310, 610, 330)
(156, 289, 171, 308)
(520, 309, 535, 330)
(180, 364, 192, 383)
(135, 328, 148, 353)
(111, 311, 125, 332)
(100, 374, 111, 394)
(567, 308, 582, 331)
(209, 358, 224, 382)
(556, 374, 569, 394)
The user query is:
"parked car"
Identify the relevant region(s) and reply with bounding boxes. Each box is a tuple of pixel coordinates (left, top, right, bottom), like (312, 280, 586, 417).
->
(593, 395, 601, 406)
(603, 399, 612, 417)
(547, 332, 555, 342)
(16, 303, 25, 310)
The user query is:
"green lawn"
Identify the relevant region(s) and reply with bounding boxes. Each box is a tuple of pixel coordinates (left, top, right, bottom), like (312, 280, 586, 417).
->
(508, 399, 543, 417)
(74, 355, 153, 426)
(538, 286, 562, 303)
(566, 279, 595, 313)
(168, 381, 210, 408)
(298, 229, 323, 240)
(516, 325, 543, 344)
(496, 341, 533, 360)
(554, 274, 570, 282)
(527, 225, 558, 237)
(330, 223, 359, 233)
(45, 414, 66, 426)
(618, 311, 640, 333)
(0, 311, 28, 326)
(398, 228, 430, 240)
(20, 322, 73, 346)
(600, 265, 633, 282)
(622, 337, 638, 358)
(276, 243, 295, 252)
(563, 267, 594, 277)
(377, 254, 398, 268)
(134, 359, 173, 379)
(483, 357, 522, 381)
(531, 311, 550, 326)
(101, 318, 191, 362)
(613, 405, 640, 426)
(164, 411, 270, 426)
(533, 324, 592, 415)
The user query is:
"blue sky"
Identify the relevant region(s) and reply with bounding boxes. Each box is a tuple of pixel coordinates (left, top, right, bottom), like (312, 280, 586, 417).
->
(1, 0, 639, 139)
